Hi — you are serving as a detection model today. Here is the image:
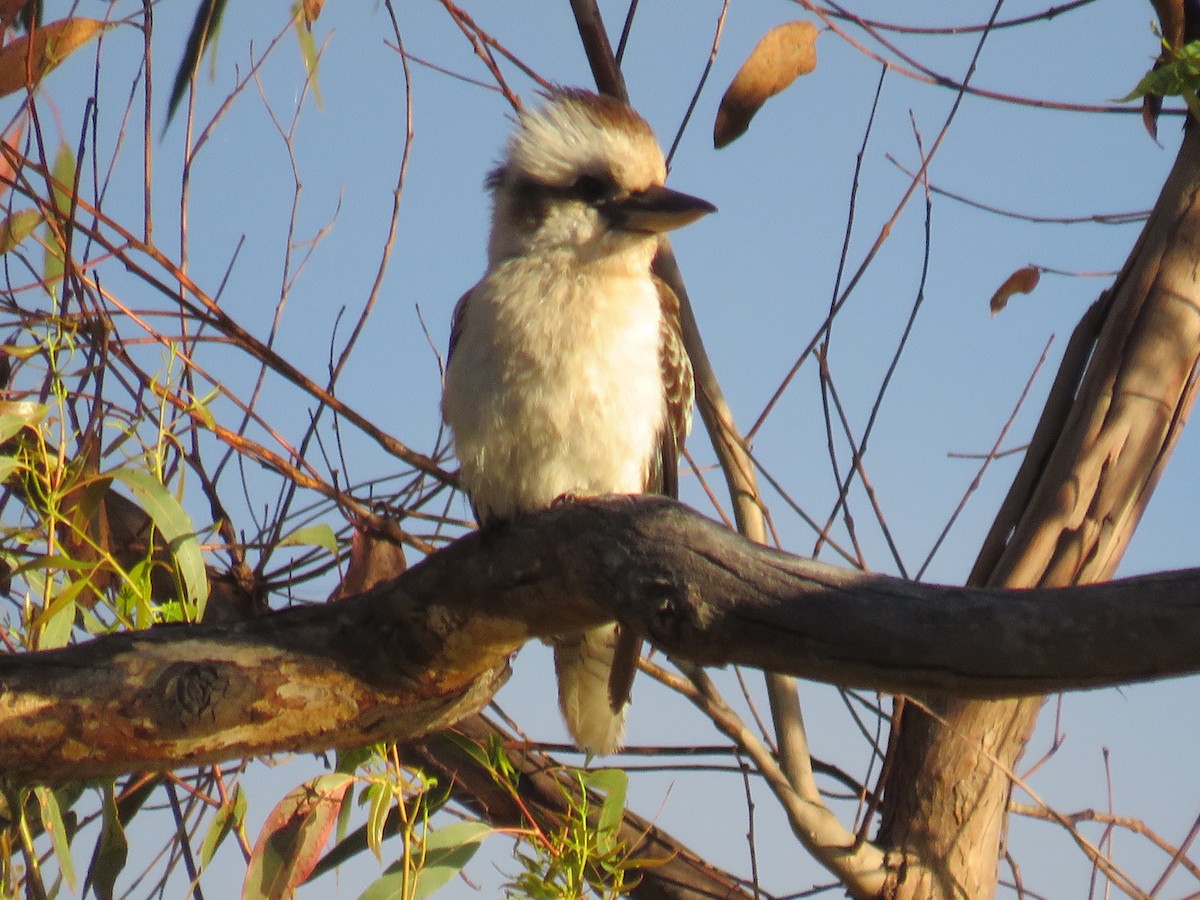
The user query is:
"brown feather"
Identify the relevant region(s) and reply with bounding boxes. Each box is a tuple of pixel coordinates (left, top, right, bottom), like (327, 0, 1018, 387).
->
(446, 288, 471, 366)
(650, 275, 695, 500)
(608, 276, 695, 712)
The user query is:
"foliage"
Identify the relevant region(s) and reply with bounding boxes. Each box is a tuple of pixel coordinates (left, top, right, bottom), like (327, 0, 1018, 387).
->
(1, 323, 208, 645)
(1121, 36, 1200, 119)
(505, 769, 637, 900)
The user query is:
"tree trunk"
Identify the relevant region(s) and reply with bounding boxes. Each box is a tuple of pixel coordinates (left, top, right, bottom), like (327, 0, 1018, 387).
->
(878, 122, 1200, 898)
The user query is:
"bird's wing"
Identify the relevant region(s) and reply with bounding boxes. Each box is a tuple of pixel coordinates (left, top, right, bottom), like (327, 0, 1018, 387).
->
(445, 287, 488, 526)
(446, 287, 473, 368)
(648, 275, 695, 500)
(609, 276, 695, 714)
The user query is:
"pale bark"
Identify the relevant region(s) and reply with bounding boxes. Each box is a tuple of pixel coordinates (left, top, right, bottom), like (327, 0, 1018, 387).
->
(878, 123, 1200, 899)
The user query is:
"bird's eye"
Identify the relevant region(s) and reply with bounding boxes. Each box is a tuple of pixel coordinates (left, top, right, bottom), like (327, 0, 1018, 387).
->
(572, 174, 611, 203)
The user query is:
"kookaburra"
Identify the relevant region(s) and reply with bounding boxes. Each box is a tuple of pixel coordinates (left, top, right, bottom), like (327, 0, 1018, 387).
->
(441, 88, 714, 755)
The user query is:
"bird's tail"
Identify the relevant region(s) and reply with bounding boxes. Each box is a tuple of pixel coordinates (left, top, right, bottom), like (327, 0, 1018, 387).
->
(553, 624, 628, 755)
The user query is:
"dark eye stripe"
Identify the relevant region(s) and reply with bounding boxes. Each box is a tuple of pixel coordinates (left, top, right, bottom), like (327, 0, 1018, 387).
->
(570, 173, 616, 204)
(506, 178, 553, 233)
(499, 171, 621, 233)
(506, 172, 619, 203)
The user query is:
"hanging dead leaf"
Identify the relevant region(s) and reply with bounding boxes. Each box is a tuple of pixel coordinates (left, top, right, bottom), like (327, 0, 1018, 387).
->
(0, 18, 113, 99)
(1142, 91, 1162, 142)
(300, 0, 325, 31)
(989, 265, 1041, 315)
(0, 0, 28, 37)
(0, 119, 25, 203)
(714, 21, 818, 149)
(329, 526, 406, 601)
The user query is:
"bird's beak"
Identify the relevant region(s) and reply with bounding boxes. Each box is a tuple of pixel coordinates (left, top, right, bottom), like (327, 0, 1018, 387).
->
(601, 185, 716, 234)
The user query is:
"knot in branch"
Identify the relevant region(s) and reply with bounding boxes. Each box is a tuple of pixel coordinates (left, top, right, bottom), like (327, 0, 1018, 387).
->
(629, 570, 694, 646)
(149, 661, 226, 733)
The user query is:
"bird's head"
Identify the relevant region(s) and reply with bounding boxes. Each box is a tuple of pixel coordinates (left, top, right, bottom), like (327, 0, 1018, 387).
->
(486, 89, 715, 267)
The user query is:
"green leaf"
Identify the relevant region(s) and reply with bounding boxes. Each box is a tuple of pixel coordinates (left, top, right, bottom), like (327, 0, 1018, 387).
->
(84, 782, 127, 900)
(1121, 39, 1200, 102)
(364, 781, 394, 861)
(412, 821, 489, 899)
(7, 554, 98, 579)
(441, 731, 492, 771)
(35, 786, 77, 891)
(583, 768, 628, 847)
(278, 522, 339, 556)
(186, 391, 217, 430)
(108, 467, 208, 621)
(0, 401, 46, 442)
(166, 0, 229, 130)
(49, 142, 74, 218)
(0, 456, 19, 483)
(200, 784, 245, 870)
(291, 3, 323, 109)
(336, 746, 374, 775)
(43, 141, 74, 283)
(0, 208, 41, 253)
(357, 822, 489, 900)
(115, 556, 156, 629)
(486, 731, 518, 785)
(356, 870, 406, 900)
(34, 573, 86, 649)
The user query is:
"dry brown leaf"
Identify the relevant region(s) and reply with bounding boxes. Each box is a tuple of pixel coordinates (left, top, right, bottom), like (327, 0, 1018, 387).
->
(0, 119, 25, 204)
(989, 265, 1041, 315)
(329, 526, 406, 601)
(0, 18, 112, 99)
(1143, 91, 1162, 142)
(0, 0, 29, 37)
(301, 0, 325, 31)
(714, 20, 818, 149)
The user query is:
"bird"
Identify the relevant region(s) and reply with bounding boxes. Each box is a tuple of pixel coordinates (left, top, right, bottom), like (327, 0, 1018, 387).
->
(440, 88, 714, 755)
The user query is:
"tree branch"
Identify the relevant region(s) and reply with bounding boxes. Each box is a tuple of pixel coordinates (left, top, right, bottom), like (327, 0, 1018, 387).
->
(5, 495, 1200, 786)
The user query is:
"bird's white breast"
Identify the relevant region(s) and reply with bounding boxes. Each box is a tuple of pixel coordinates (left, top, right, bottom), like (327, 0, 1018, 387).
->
(442, 254, 666, 520)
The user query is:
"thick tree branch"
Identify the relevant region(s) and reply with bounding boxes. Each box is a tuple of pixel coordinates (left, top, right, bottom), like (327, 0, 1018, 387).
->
(0, 581, 512, 783)
(4, 495, 1200, 786)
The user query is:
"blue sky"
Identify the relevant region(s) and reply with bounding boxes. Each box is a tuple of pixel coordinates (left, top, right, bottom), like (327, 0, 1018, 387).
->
(25, 1, 1200, 897)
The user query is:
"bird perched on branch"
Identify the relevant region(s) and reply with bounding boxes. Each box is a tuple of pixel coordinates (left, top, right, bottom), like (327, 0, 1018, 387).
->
(441, 88, 714, 755)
